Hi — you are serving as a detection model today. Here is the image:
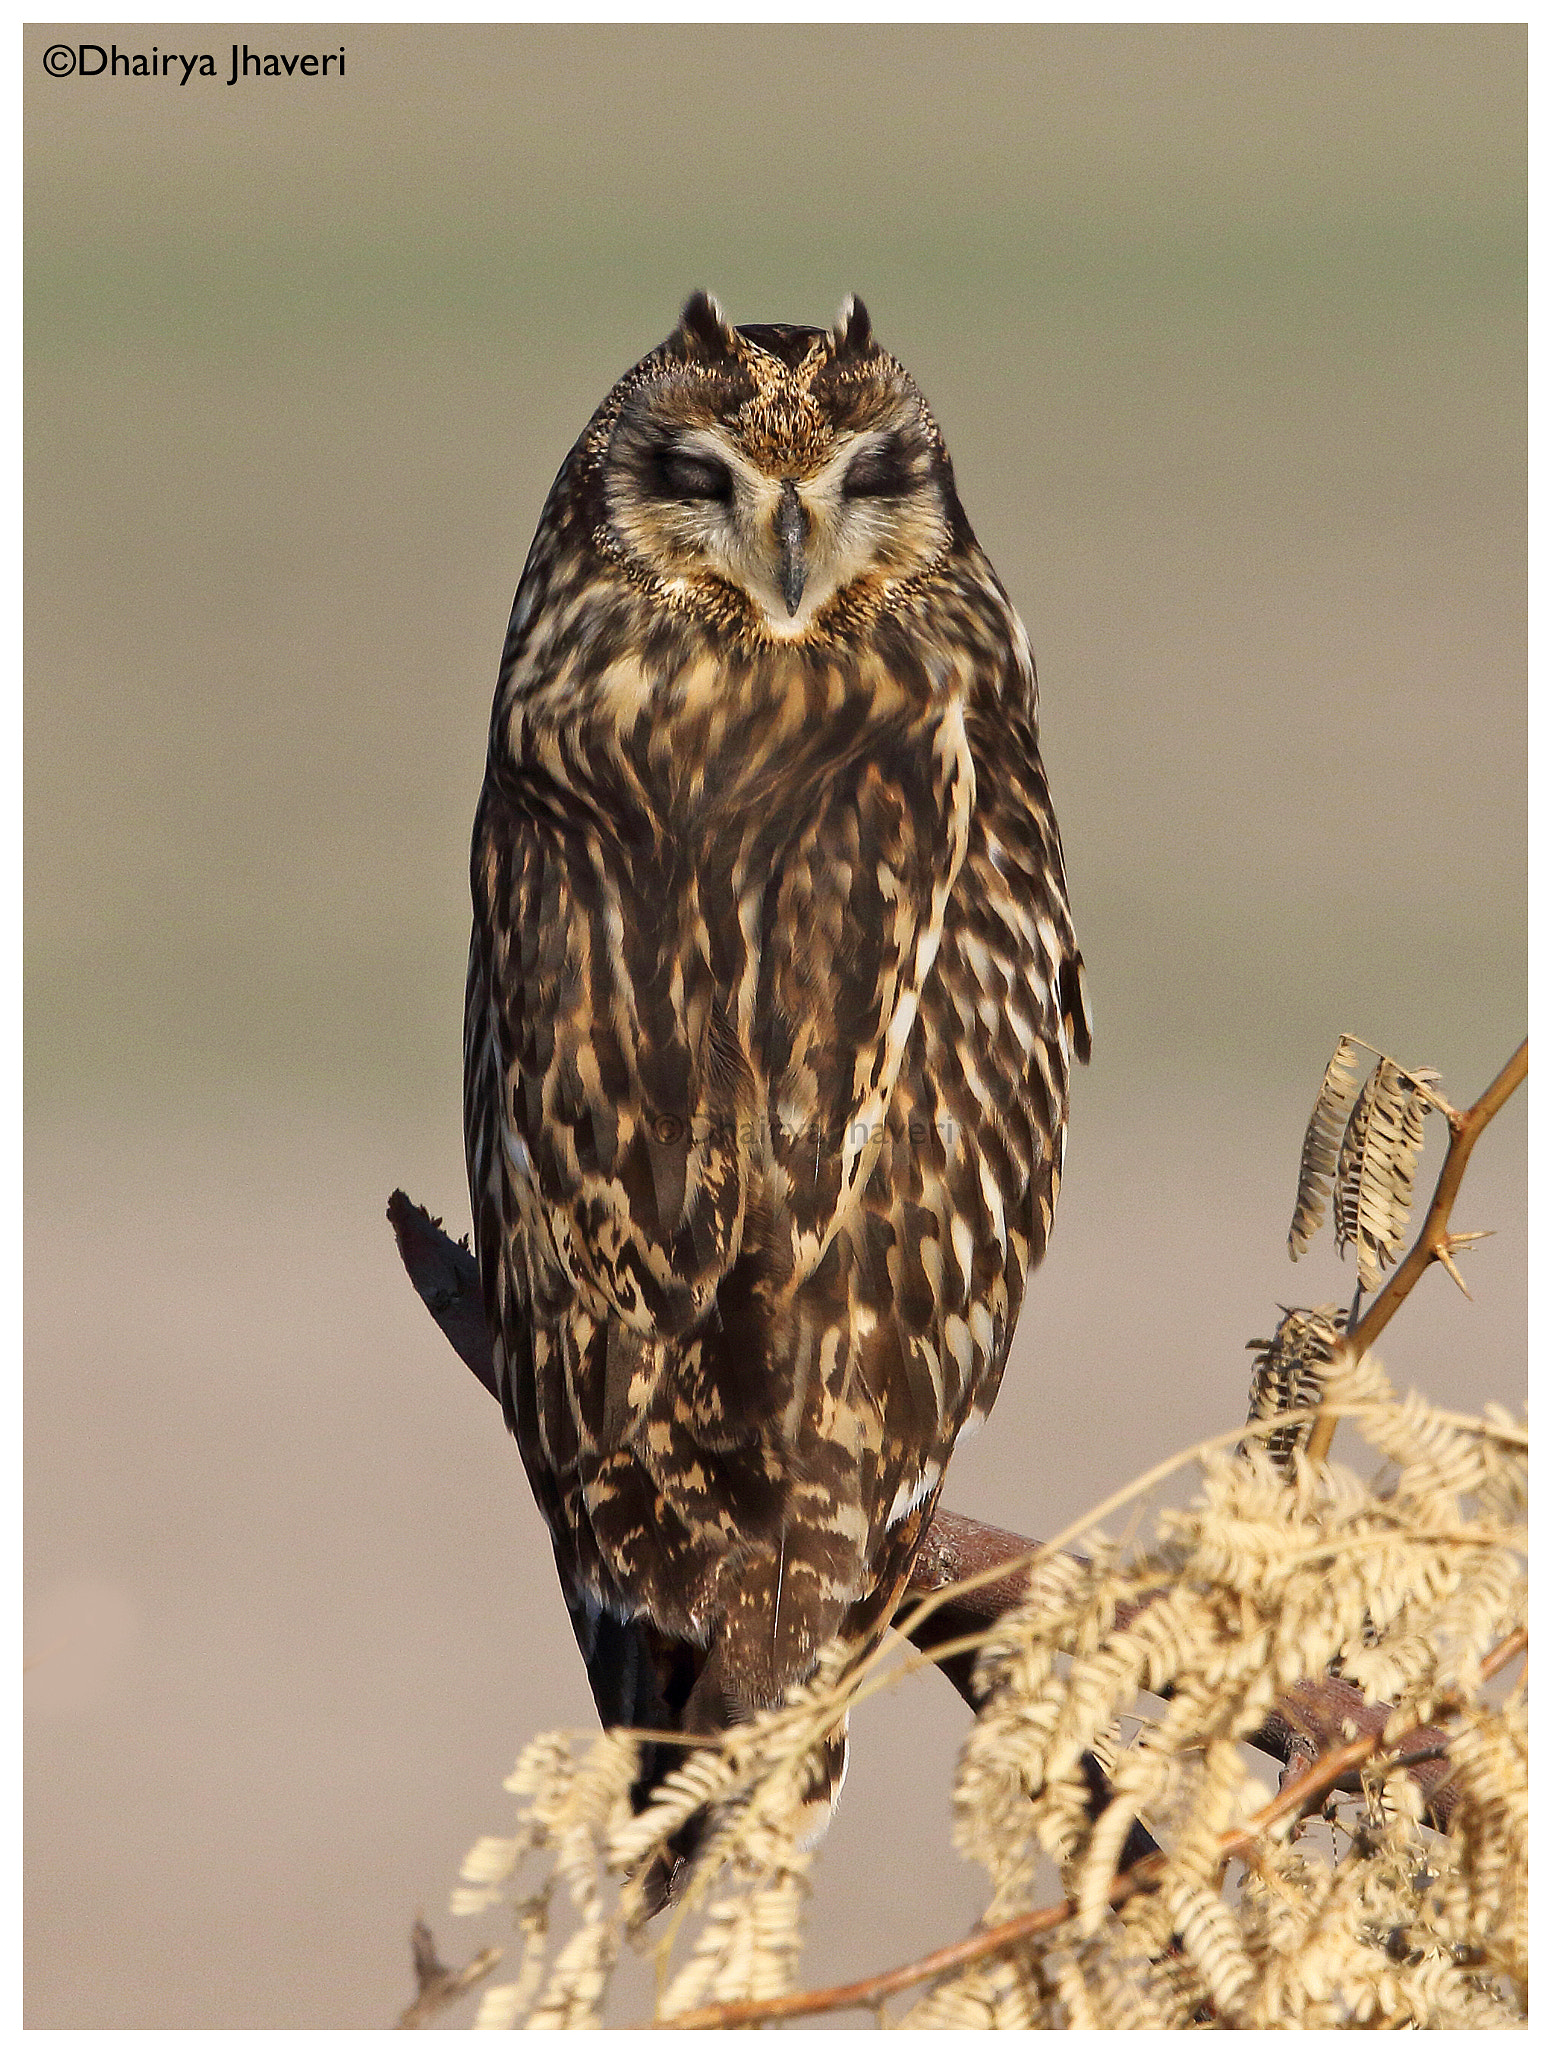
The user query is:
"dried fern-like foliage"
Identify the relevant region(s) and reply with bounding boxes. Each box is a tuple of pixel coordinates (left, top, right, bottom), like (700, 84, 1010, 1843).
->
(1288, 1037, 1449, 1296)
(1288, 1035, 1363, 1258)
(443, 1350, 1526, 2028)
(945, 1350, 1525, 2028)
(1243, 1305, 1344, 1469)
(446, 1640, 862, 2027)
(1332, 1059, 1441, 1292)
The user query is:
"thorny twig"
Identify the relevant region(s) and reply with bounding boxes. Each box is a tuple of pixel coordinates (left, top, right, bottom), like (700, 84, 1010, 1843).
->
(1304, 1037, 1526, 1464)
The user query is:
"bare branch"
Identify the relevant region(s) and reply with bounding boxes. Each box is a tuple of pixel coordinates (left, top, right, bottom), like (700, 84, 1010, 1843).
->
(395, 1916, 502, 2029)
(387, 1193, 495, 1402)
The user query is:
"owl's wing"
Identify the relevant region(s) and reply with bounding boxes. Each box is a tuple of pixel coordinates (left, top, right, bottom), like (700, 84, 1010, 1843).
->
(466, 777, 755, 1362)
(469, 696, 974, 1333)
(894, 696, 1089, 1457)
(747, 701, 976, 1279)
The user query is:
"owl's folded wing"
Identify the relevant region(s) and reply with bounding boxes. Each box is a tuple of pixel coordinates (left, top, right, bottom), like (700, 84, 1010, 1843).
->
(467, 691, 974, 1334)
(750, 699, 975, 1279)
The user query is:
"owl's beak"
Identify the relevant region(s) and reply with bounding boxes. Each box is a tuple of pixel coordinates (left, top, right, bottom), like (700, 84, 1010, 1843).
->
(776, 480, 808, 616)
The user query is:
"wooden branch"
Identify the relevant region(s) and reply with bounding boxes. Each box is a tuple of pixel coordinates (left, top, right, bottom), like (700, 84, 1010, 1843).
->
(1306, 1037, 1527, 1463)
(659, 1625, 1526, 2031)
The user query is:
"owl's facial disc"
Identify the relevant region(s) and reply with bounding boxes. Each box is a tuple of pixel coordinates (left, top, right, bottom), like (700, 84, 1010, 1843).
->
(603, 394, 950, 639)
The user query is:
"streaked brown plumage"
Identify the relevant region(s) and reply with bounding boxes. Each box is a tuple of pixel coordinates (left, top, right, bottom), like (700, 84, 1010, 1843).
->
(464, 292, 1089, 1877)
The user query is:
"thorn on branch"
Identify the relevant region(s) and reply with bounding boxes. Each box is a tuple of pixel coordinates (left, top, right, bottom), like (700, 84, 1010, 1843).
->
(1436, 1245, 1472, 1299)
(1299, 1037, 1526, 1465)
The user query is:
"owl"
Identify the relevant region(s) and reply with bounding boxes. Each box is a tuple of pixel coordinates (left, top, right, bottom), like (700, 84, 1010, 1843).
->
(464, 291, 1089, 1878)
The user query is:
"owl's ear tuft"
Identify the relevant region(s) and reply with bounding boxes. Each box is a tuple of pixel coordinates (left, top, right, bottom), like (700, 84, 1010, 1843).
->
(677, 290, 737, 359)
(830, 294, 874, 359)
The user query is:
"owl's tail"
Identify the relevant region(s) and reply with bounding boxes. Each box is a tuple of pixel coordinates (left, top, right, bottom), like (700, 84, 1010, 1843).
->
(563, 1591, 711, 1914)
(637, 1721, 850, 1918)
(564, 1588, 851, 1917)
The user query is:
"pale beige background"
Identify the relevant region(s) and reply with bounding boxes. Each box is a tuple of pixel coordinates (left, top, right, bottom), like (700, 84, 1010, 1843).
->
(26, 23, 1524, 2027)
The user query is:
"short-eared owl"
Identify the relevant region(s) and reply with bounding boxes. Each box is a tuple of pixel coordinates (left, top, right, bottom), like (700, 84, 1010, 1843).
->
(465, 292, 1088, 1866)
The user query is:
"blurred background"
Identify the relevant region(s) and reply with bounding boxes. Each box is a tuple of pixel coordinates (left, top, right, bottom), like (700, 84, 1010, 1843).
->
(26, 22, 1524, 2027)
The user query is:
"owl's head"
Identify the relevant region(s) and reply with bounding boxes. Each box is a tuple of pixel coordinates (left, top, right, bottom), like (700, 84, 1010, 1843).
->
(592, 293, 960, 641)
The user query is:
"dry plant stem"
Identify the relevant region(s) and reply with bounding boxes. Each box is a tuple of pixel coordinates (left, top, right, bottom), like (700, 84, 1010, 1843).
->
(660, 1625, 1527, 2032)
(385, 1198, 1500, 1828)
(395, 1916, 503, 2028)
(1306, 1037, 1527, 1465)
